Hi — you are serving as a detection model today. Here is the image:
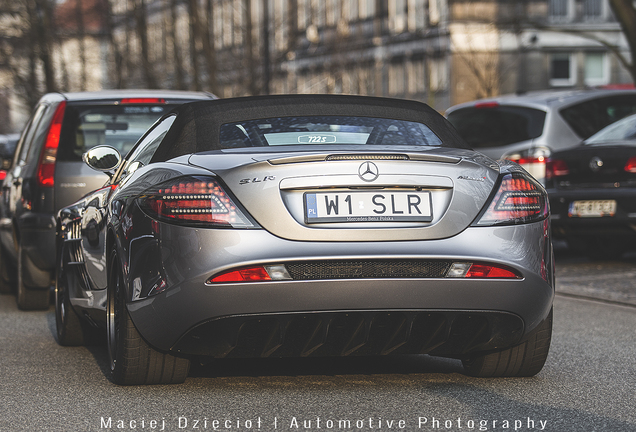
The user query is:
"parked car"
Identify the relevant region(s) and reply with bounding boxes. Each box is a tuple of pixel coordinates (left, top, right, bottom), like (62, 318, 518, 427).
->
(56, 94, 554, 385)
(546, 113, 636, 258)
(445, 89, 636, 183)
(0, 133, 20, 182)
(0, 90, 216, 308)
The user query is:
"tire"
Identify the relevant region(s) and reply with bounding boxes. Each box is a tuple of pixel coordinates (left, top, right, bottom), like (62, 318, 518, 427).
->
(55, 245, 101, 346)
(107, 248, 190, 385)
(0, 244, 15, 294)
(462, 308, 553, 378)
(16, 244, 50, 310)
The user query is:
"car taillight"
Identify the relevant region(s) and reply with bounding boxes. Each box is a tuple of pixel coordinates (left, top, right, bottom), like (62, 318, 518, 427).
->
(208, 264, 291, 283)
(474, 172, 548, 226)
(138, 176, 255, 228)
(545, 158, 569, 179)
(120, 98, 166, 104)
(625, 157, 636, 173)
(37, 101, 66, 187)
(0, 170, 6, 181)
(446, 262, 521, 279)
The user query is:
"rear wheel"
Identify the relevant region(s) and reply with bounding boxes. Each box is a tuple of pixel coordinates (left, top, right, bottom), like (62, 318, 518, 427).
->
(16, 244, 50, 310)
(462, 308, 552, 377)
(107, 248, 190, 385)
(55, 245, 101, 346)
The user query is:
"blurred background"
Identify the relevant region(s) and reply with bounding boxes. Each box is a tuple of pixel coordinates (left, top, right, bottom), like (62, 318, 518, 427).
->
(0, 0, 634, 133)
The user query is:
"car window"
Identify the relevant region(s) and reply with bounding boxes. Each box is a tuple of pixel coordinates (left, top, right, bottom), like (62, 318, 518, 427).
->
(218, 116, 443, 149)
(560, 94, 636, 139)
(16, 103, 49, 164)
(585, 113, 636, 143)
(446, 106, 546, 148)
(116, 115, 177, 184)
(57, 104, 178, 162)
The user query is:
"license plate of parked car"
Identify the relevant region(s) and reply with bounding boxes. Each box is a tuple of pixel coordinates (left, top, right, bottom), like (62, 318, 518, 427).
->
(568, 200, 616, 217)
(305, 191, 432, 223)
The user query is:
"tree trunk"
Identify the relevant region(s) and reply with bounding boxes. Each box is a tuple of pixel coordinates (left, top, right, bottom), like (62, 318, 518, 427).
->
(134, 0, 158, 89)
(188, 0, 201, 91)
(609, 0, 636, 83)
(169, 0, 186, 90)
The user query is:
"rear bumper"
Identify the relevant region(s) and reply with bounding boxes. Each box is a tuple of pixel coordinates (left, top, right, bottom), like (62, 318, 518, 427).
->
(124, 221, 554, 357)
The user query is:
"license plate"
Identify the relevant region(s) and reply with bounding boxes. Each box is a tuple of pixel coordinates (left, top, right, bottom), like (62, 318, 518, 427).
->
(568, 200, 616, 218)
(304, 191, 432, 223)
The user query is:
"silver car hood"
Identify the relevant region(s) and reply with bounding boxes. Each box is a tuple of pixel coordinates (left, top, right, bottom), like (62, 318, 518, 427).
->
(188, 148, 500, 242)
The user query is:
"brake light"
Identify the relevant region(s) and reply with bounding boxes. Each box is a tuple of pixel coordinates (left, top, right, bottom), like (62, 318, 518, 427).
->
(37, 101, 66, 187)
(138, 176, 255, 228)
(625, 157, 636, 173)
(447, 262, 521, 278)
(208, 264, 292, 284)
(546, 158, 569, 178)
(474, 102, 499, 108)
(120, 98, 165, 104)
(0, 170, 5, 181)
(474, 173, 548, 226)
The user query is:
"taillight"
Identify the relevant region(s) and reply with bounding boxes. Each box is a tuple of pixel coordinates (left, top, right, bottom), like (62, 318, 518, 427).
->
(625, 157, 636, 173)
(545, 158, 569, 179)
(208, 264, 291, 283)
(505, 151, 548, 183)
(474, 101, 499, 108)
(474, 172, 548, 226)
(0, 170, 6, 181)
(37, 101, 66, 187)
(120, 98, 165, 104)
(138, 176, 255, 228)
(446, 262, 521, 279)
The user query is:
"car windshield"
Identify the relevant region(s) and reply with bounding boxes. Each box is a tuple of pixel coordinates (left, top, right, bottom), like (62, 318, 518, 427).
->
(219, 116, 443, 148)
(446, 105, 546, 148)
(585, 114, 636, 144)
(58, 104, 178, 161)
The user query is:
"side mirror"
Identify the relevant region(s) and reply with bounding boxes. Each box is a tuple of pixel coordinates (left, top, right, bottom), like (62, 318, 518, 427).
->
(82, 145, 122, 172)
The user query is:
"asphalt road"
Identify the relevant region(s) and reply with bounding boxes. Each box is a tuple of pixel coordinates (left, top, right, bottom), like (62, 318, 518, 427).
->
(1, 253, 635, 432)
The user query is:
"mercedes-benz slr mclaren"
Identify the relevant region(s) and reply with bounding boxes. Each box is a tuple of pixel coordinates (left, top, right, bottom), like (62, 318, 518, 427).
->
(55, 95, 554, 385)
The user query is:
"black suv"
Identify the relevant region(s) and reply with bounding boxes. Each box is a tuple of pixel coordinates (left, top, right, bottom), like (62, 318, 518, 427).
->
(0, 90, 215, 309)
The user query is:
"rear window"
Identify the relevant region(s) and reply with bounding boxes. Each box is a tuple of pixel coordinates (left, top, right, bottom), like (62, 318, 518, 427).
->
(560, 94, 636, 139)
(585, 113, 636, 144)
(446, 106, 546, 148)
(219, 116, 443, 149)
(58, 104, 177, 161)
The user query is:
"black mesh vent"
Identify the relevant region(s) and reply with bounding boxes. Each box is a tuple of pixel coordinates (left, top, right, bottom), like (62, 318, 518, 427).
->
(286, 260, 451, 280)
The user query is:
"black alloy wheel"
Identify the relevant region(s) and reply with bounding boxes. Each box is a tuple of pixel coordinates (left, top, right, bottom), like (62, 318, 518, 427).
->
(107, 248, 190, 385)
(462, 308, 553, 377)
(55, 244, 100, 346)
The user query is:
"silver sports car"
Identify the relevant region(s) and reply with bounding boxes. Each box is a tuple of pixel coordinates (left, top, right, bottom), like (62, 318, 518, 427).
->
(55, 95, 554, 385)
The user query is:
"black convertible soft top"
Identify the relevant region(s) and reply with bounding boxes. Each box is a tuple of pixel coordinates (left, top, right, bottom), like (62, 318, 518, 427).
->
(151, 94, 470, 163)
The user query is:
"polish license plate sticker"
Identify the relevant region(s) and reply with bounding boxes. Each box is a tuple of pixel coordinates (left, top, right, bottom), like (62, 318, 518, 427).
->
(304, 191, 433, 223)
(568, 200, 616, 218)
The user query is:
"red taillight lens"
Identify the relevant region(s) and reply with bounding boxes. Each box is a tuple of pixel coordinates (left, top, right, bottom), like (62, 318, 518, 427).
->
(465, 263, 520, 279)
(625, 157, 636, 173)
(474, 173, 548, 226)
(0, 170, 6, 181)
(209, 267, 271, 283)
(474, 101, 499, 108)
(546, 158, 569, 179)
(37, 101, 66, 187)
(120, 98, 165, 104)
(138, 176, 255, 228)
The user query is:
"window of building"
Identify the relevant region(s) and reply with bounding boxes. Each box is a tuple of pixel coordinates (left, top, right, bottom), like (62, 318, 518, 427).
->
(549, 0, 574, 22)
(550, 53, 576, 87)
(389, 61, 406, 95)
(583, 0, 608, 21)
(389, 0, 407, 33)
(429, 58, 448, 92)
(584, 52, 609, 86)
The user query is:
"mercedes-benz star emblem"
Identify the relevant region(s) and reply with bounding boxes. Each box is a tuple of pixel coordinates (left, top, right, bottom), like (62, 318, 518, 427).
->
(589, 156, 604, 172)
(358, 161, 379, 182)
